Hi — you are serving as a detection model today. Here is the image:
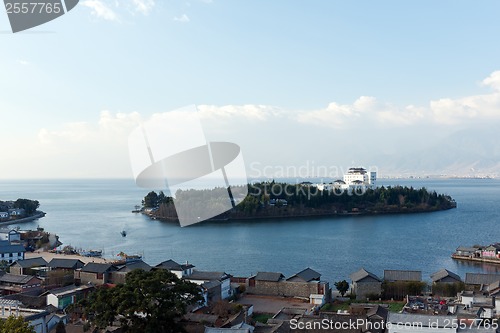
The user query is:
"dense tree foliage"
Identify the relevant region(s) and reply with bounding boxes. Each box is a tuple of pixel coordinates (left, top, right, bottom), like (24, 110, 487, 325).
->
(0, 316, 35, 333)
(334, 280, 349, 297)
(81, 269, 202, 333)
(142, 191, 172, 208)
(13, 198, 40, 215)
(147, 182, 456, 221)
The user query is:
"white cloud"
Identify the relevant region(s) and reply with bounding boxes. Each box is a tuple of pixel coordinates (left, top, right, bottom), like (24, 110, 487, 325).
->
(131, 0, 155, 15)
(174, 14, 190, 23)
(81, 0, 119, 21)
(16, 59, 30, 66)
(482, 70, 500, 91)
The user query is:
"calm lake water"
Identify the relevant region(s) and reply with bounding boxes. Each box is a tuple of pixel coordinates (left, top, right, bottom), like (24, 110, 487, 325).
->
(1, 178, 500, 283)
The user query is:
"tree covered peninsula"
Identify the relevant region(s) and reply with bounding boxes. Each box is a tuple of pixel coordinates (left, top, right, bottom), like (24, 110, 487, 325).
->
(141, 182, 456, 223)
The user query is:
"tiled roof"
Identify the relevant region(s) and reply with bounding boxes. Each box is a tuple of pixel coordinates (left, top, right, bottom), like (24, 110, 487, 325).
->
(0, 241, 25, 254)
(11, 257, 47, 268)
(465, 273, 500, 285)
(255, 272, 285, 282)
(155, 259, 194, 271)
(81, 263, 115, 274)
(287, 268, 321, 282)
(48, 258, 84, 269)
(0, 272, 38, 284)
(430, 269, 462, 283)
(116, 260, 152, 273)
(45, 284, 94, 298)
(350, 268, 382, 282)
(384, 270, 422, 282)
(188, 270, 230, 281)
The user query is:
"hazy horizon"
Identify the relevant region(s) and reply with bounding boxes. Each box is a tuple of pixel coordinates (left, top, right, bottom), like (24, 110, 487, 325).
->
(2, 1, 500, 180)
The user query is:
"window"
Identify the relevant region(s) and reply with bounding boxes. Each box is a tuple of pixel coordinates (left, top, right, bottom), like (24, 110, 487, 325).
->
(17, 252, 21, 256)
(9, 253, 12, 257)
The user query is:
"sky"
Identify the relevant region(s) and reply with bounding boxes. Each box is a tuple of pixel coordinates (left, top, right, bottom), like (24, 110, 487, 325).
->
(1, 1, 500, 179)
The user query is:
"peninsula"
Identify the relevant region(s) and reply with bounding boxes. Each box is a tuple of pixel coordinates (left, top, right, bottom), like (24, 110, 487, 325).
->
(0, 198, 45, 224)
(140, 178, 456, 224)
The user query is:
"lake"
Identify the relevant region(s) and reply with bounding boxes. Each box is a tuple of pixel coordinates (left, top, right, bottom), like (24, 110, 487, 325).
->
(1, 178, 500, 283)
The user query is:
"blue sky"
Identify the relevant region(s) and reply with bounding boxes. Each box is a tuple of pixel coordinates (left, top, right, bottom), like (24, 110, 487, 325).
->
(2, 1, 500, 179)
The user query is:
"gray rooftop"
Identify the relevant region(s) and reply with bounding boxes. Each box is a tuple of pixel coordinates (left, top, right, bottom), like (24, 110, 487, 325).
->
(48, 258, 84, 269)
(0, 272, 39, 285)
(116, 260, 152, 273)
(287, 267, 321, 282)
(255, 272, 285, 282)
(155, 259, 194, 271)
(350, 268, 382, 282)
(384, 270, 422, 282)
(388, 312, 457, 328)
(0, 241, 25, 254)
(45, 284, 94, 298)
(81, 262, 115, 274)
(431, 269, 462, 283)
(465, 273, 500, 285)
(11, 257, 47, 268)
(188, 270, 230, 281)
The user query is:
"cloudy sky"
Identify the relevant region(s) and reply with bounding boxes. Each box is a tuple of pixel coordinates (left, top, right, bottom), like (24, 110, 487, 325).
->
(1, 1, 500, 179)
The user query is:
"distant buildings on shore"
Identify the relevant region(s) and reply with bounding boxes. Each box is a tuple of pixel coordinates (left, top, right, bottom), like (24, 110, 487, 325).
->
(316, 167, 377, 192)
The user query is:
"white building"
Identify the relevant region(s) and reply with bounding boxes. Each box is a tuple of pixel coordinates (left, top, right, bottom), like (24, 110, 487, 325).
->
(343, 167, 376, 187)
(315, 167, 377, 192)
(0, 299, 49, 333)
(0, 240, 25, 264)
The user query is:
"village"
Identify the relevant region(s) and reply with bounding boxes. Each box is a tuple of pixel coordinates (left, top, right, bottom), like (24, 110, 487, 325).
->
(0, 227, 499, 332)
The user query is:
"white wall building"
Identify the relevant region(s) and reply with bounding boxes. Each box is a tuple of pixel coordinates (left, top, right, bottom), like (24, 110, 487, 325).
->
(315, 167, 377, 192)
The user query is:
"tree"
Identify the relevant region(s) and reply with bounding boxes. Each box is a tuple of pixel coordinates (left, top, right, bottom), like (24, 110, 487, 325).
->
(13, 199, 39, 216)
(142, 191, 159, 208)
(82, 269, 202, 333)
(334, 280, 349, 297)
(0, 316, 35, 333)
(55, 321, 66, 333)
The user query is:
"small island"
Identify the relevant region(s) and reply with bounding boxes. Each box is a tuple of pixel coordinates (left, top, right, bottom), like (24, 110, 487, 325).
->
(139, 181, 457, 224)
(0, 198, 45, 224)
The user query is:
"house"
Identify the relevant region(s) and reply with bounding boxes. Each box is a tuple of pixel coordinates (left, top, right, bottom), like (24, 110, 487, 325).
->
(0, 240, 25, 264)
(0, 212, 8, 220)
(287, 268, 321, 282)
(47, 258, 85, 271)
(8, 208, 25, 217)
(187, 270, 232, 299)
(111, 260, 152, 284)
(430, 269, 462, 284)
(350, 268, 382, 300)
(384, 270, 422, 282)
(387, 313, 457, 333)
(155, 259, 194, 279)
(457, 290, 500, 319)
(0, 229, 21, 242)
(44, 284, 95, 310)
(10, 257, 48, 276)
(464, 273, 500, 287)
(254, 272, 285, 283)
(74, 263, 116, 285)
(486, 280, 500, 296)
(200, 280, 222, 306)
(0, 272, 42, 295)
(0, 299, 50, 333)
(482, 244, 500, 258)
(455, 246, 481, 257)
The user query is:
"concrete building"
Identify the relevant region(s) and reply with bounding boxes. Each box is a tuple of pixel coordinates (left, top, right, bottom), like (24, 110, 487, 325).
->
(0, 240, 25, 264)
(0, 299, 49, 333)
(44, 284, 95, 310)
(350, 268, 382, 300)
(74, 262, 116, 285)
(155, 259, 194, 279)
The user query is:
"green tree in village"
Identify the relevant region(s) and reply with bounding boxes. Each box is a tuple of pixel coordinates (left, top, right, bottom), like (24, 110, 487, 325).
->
(55, 321, 66, 333)
(81, 269, 202, 333)
(0, 316, 35, 333)
(334, 280, 349, 297)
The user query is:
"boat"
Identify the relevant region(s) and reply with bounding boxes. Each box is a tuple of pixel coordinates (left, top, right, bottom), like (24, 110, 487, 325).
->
(121, 230, 127, 237)
(81, 249, 103, 257)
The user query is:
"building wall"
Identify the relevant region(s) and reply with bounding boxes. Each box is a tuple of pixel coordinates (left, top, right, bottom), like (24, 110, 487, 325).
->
(78, 271, 105, 285)
(0, 251, 24, 264)
(352, 281, 382, 300)
(247, 280, 329, 299)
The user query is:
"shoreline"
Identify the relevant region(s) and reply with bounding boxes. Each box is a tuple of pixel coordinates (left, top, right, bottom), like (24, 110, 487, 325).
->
(451, 254, 500, 265)
(147, 205, 456, 224)
(0, 211, 45, 226)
